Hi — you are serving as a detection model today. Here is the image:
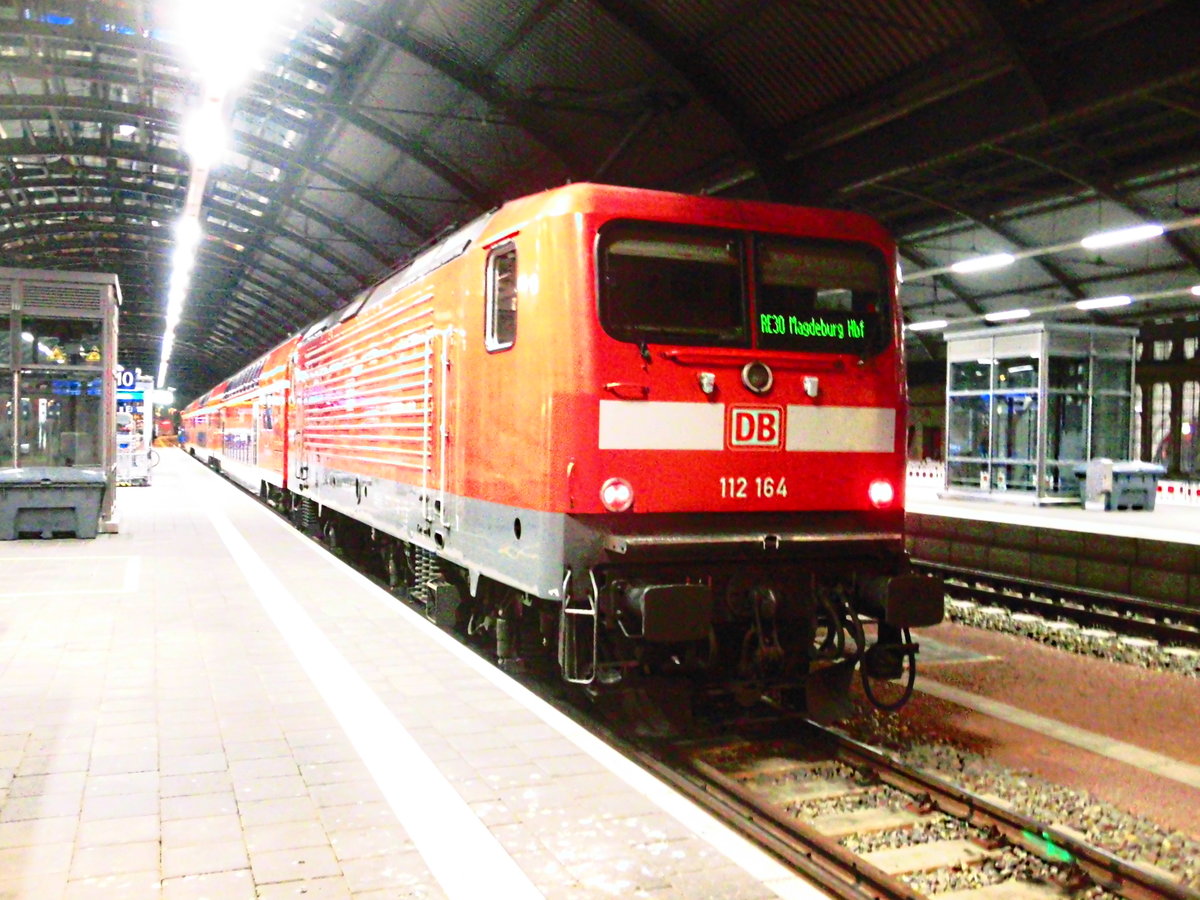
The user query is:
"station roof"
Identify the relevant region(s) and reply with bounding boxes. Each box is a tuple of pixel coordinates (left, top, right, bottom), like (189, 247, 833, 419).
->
(1, 0, 1197, 399)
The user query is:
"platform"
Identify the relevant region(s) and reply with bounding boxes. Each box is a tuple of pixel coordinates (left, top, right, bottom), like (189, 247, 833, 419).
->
(0, 449, 825, 900)
(907, 482, 1200, 546)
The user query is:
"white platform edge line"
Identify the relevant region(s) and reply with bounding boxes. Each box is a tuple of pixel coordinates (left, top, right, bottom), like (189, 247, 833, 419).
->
(205, 502, 544, 900)
(218, 482, 829, 900)
(916, 677, 1200, 790)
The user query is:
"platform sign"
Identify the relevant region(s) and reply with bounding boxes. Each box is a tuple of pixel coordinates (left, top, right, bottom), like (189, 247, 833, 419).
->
(116, 373, 155, 485)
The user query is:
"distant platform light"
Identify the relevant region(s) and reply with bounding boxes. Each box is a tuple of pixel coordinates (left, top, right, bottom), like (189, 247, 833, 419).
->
(1075, 295, 1132, 310)
(1080, 223, 1164, 249)
(905, 319, 948, 332)
(984, 308, 1031, 322)
(950, 252, 1015, 274)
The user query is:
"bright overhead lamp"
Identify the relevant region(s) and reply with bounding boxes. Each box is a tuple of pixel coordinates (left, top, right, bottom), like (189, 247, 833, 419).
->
(984, 308, 1031, 322)
(1080, 223, 1164, 250)
(1075, 295, 1132, 310)
(905, 319, 948, 332)
(1191, 285, 1200, 297)
(182, 104, 227, 169)
(950, 252, 1015, 274)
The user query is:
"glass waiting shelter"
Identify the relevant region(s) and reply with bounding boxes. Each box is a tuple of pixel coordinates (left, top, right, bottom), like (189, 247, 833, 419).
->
(943, 322, 1136, 503)
(0, 267, 122, 526)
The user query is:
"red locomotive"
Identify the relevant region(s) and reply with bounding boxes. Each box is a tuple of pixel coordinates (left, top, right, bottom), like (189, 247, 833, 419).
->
(182, 183, 942, 718)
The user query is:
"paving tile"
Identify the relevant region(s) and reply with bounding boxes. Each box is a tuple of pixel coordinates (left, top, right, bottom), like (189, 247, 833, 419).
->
(339, 849, 439, 894)
(161, 868, 257, 900)
(160, 771, 234, 798)
(0, 840, 75, 876)
(161, 814, 244, 848)
(0, 816, 77, 850)
(249, 843, 341, 884)
(224, 739, 292, 762)
(63, 870, 162, 900)
(69, 840, 160, 879)
(161, 791, 239, 821)
(15, 753, 90, 777)
(0, 792, 83, 822)
(79, 791, 158, 822)
(88, 751, 160, 776)
(327, 825, 412, 862)
(237, 796, 321, 829)
(0, 868, 69, 899)
(5, 772, 87, 799)
(160, 753, 228, 777)
(232, 774, 308, 804)
(81, 770, 159, 797)
(254, 875, 353, 899)
(162, 839, 250, 879)
(75, 814, 159, 847)
(243, 820, 330, 855)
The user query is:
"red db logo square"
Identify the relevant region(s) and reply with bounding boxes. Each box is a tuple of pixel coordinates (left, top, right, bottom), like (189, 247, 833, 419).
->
(728, 406, 783, 449)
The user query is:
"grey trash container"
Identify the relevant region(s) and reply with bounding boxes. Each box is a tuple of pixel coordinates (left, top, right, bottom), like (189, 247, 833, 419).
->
(0, 467, 107, 539)
(1109, 461, 1166, 510)
(1073, 460, 1165, 511)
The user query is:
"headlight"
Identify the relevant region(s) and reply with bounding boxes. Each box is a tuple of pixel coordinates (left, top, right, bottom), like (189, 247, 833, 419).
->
(600, 477, 634, 512)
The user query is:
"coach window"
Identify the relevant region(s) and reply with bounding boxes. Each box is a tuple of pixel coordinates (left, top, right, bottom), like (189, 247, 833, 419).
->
(486, 243, 517, 351)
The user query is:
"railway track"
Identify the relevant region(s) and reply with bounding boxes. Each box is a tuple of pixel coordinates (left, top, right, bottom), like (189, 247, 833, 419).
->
(624, 720, 1198, 900)
(911, 560, 1200, 650)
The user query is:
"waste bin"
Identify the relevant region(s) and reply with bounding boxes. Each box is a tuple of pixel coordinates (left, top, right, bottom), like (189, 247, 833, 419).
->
(1073, 460, 1165, 511)
(0, 467, 107, 539)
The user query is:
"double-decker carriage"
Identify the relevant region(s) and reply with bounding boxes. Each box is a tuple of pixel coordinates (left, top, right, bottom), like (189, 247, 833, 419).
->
(182, 183, 943, 718)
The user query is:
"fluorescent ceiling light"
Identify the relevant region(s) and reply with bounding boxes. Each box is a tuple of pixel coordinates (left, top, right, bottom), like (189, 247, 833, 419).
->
(984, 308, 1031, 322)
(1007, 364, 1034, 373)
(1075, 295, 1132, 310)
(1080, 223, 1164, 249)
(950, 252, 1015, 274)
(905, 319, 948, 332)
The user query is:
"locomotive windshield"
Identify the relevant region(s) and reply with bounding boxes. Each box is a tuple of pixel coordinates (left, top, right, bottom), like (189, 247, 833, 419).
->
(598, 223, 747, 347)
(598, 221, 890, 355)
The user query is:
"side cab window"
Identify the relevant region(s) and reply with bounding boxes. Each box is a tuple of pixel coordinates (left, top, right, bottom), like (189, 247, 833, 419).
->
(486, 243, 517, 351)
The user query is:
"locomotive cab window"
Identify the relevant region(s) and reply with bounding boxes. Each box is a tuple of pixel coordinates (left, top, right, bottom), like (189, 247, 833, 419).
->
(598, 222, 747, 347)
(755, 238, 890, 356)
(486, 243, 517, 351)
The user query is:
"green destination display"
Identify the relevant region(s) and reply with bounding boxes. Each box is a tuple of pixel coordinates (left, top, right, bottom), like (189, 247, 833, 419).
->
(759, 313, 865, 340)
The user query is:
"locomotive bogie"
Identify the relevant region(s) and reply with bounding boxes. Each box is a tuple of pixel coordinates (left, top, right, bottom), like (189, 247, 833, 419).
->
(181, 182, 941, 715)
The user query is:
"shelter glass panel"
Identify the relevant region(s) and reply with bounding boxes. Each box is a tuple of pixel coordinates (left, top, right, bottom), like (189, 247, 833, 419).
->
(947, 395, 990, 459)
(992, 393, 1038, 462)
(1091, 394, 1130, 461)
(1093, 357, 1130, 392)
(1048, 357, 1087, 391)
(996, 359, 1037, 390)
(18, 317, 103, 367)
(949, 360, 993, 392)
(1047, 394, 1087, 463)
(15, 373, 103, 466)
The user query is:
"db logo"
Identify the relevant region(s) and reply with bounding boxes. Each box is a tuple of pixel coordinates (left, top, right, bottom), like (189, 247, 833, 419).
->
(728, 406, 784, 449)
